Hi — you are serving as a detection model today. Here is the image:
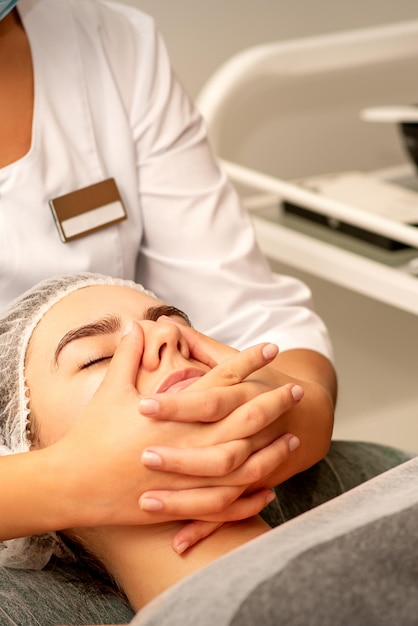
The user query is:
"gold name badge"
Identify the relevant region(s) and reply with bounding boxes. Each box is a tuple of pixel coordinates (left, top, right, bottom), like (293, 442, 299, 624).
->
(49, 178, 127, 243)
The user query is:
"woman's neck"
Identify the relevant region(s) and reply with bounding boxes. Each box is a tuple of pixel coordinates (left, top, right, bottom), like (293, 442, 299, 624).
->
(83, 517, 270, 611)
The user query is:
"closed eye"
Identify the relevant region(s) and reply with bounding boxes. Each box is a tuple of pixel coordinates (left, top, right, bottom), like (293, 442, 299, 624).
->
(79, 355, 112, 370)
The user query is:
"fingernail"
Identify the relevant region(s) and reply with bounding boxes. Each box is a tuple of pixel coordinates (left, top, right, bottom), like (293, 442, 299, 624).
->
(262, 343, 278, 360)
(265, 490, 276, 505)
(142, 450, 162, 468)
(174, 541, 189, 555)
(159, 315, 176, 325)
(122, 320, 133, 336)
(139, 398, 160, 415)
(290, 385, 304, 402)
(139, 497, 163, 511)
(288, 435, 300, 452)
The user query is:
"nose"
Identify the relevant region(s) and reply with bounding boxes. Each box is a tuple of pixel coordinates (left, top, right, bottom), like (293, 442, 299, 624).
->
(139, 318, 190, 370)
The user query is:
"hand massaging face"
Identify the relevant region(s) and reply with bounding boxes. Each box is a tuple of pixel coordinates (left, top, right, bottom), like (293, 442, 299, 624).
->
(0, 272, 209, 568)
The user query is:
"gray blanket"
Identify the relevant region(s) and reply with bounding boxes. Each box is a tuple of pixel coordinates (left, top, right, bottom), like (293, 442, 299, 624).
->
(134, 455, 418, 626)
(0, 441, 414, 625)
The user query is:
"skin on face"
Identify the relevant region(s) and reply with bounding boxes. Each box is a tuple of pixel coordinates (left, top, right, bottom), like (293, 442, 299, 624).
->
(25, 285, 211, 448)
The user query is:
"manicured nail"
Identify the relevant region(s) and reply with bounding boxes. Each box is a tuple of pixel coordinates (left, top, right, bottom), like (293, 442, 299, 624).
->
(265, 490, 276, 505)
(262, 343, 278, 360)
(139, 397, 160, 415)
(142, 450, 162, 468)
(159, 315, 177, 325)
(122, 320, 133, 336)
(290, 385, 304, 402)
(174, 541, 189, 555)
(288, 435, 300, 452)
(139, 497, 163, 511)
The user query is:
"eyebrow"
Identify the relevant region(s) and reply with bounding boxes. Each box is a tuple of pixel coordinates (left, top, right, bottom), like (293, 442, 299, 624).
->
(54, 305, 191, 364)
(54, 314, 121, 364)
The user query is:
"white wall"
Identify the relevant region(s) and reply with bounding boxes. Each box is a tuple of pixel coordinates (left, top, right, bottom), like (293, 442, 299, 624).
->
(115, 1, 418, 451)
(116, 2, 418, 177)
(118, 1, 418, 99)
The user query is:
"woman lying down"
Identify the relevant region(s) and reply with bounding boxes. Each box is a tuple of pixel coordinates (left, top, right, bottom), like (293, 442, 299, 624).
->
(1, 272, 417, 626)
(0, 272, 303, 609)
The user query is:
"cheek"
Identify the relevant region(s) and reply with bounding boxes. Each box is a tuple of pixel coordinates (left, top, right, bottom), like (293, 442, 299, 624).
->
(30, 372, 105, 448)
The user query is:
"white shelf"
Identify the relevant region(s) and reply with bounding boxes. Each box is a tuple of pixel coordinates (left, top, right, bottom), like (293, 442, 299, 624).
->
(251, 207, 418, 315)
(218, 157, 418, 315)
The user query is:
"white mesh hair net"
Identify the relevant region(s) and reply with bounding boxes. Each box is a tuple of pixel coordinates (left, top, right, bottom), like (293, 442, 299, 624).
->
(0, 272, 156, 569)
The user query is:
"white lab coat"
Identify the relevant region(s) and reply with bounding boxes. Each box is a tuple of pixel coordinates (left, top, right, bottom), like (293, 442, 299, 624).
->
(0, 0, 332, 357)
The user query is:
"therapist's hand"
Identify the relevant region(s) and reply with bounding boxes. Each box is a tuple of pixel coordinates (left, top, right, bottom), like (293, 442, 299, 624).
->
(139, 322, 335, 551)
(45, 321, 300, 536)
(140, 322, 334, 485)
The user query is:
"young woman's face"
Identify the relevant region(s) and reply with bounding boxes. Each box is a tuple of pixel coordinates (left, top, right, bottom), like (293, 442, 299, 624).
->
(25, 285, 210, 447)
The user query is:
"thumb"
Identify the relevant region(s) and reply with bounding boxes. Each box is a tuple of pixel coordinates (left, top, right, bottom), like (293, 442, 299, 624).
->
(101, 320, 144, 390)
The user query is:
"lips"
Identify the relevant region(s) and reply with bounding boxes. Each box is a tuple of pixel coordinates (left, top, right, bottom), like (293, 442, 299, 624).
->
(156, 368, 206, 394)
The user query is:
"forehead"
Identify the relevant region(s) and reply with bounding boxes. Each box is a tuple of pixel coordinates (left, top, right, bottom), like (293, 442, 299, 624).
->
(31, 285, 161, 348)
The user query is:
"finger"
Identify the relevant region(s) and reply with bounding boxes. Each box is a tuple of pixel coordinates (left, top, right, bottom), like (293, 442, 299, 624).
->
(165, 322, 279, 383)
(140, 488, 276, 525)
(140, 487, 274, 523)
(160, 321, 237, 368)
(142, 438, 253, 476)
(171, 485, 277, 552)
(211, 383, 303, 442)
(171, 521, 223, 554)
(189, 342, 279, 391)
(221, 433, 300, 488)
(139, 383, 253, 422)
(139, 485, 246, 517)
(138, 345, 282, 420)
(139, 434, 299, 514)
(175, 324, 238, 365)
(141, 430, 292, 481)
(102, 320, 144, 389)
(206, 488, 276, 522)
(139, 381, 302, 440)
(141, 382, 301, 473)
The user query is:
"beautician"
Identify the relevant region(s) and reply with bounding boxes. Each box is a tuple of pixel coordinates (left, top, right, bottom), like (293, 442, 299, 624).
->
(0, 0, 399, 563)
